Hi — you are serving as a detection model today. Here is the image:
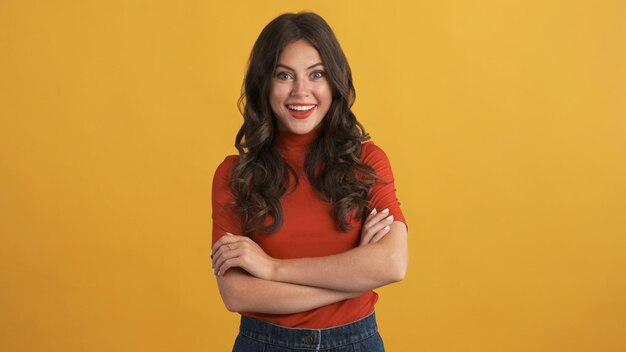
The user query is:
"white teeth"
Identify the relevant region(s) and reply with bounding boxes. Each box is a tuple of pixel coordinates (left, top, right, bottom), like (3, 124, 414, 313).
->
(287, 105, 315, 111)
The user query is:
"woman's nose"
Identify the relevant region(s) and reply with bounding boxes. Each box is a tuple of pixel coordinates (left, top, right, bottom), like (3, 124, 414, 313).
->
(290, 78, 310, 97)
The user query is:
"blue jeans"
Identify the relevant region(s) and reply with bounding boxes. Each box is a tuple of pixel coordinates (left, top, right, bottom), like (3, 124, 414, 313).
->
(232, 312, 385, 351)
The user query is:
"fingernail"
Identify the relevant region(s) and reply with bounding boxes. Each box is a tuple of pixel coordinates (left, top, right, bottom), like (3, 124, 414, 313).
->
(370, 208, 377, 215)
(384, 226, 390, 231)
(386, 215, 394, 222)
(382, 208, 389, 214)
(212, 269, 215, 275)
(225, 232, 233, 236)
(210, 249, 213, 256)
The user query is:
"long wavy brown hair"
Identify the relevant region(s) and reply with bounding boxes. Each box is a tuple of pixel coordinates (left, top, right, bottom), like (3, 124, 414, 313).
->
(231, 12, 377, 235)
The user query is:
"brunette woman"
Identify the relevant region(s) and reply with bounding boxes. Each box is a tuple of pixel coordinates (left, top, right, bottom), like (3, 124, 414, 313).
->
(211, 12, 408, 351)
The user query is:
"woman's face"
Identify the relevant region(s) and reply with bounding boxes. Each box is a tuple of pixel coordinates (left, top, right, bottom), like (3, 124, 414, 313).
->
(270, 39, 332, 134)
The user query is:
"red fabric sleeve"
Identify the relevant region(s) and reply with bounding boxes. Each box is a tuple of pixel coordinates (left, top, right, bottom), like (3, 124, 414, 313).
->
(361, 142, 407, 227)
(211, 155, 241, 245)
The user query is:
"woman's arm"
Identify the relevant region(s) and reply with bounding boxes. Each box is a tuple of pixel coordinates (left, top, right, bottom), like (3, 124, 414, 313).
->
(212, 207, 394, 312)
(216, 268, 363, 314)
(273, 221, 408, 291)
(213, 220, 408, 292)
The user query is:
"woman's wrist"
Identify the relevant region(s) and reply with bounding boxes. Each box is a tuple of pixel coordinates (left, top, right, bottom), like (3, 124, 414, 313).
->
(270, 258, 287, 282)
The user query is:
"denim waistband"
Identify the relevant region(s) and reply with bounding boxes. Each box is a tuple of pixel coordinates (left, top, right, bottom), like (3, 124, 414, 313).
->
(238, 312, 379, 350)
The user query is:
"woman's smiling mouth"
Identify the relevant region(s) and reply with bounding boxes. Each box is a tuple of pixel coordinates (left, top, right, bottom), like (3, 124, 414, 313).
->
(286, 104, 317, 119)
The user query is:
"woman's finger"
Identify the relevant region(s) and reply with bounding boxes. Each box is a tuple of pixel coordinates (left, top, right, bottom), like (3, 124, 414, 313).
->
(363, 208, 390, 231)
(212, 234, 242, 269)
(212, 232, 237, 249)
(360, 230, 375, 246)
(212, 242, 229, 269)
(367, 214, 394, 237)
(212, 232, 239, 254)
(212, 233, 277, 280)
(361, 214, 394, 245)
(218, 257, 243, 276)
(370, 225, 391, 243)
(365, 224, 391, 245)
(213, 244, 241, 275)
(214, 238, 258, 276)
(214, 242, 238, 265)
(362, 208, 378, 229)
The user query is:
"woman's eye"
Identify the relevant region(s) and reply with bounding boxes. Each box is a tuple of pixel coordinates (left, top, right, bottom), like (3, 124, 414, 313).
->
(311, 71, 325, 79)
(276, 72, 293, 80)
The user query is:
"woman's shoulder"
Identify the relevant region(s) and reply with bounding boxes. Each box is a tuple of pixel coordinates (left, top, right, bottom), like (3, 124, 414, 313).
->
(360, 140, 397, 182)
(217, 154, 239, 168)
(213, 155, 240, 180)
(360, 140, 390, 164)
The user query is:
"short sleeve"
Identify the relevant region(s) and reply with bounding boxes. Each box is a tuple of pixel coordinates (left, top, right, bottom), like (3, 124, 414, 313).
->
(361, 142, 407, 228)
(211, 156, 242, 245)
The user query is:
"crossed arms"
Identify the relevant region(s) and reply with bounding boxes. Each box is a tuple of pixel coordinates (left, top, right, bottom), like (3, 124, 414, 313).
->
(211, 210, 408, 314)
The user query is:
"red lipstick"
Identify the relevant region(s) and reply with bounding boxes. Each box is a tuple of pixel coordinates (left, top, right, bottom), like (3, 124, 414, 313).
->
(286, 104, 317, 120)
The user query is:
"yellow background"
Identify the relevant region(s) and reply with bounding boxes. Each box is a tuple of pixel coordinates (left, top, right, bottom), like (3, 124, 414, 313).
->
(1, 0, 625, 351)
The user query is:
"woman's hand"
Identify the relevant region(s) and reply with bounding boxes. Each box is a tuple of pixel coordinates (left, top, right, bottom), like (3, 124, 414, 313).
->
(212, 233, 278, 280)
(359, 208, 394, 246)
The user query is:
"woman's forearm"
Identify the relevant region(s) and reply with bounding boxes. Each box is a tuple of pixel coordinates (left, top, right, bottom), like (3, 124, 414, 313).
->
(217, 268, 363, 314)
(212, 221, 408, 293)
(271, 222, 408, 292)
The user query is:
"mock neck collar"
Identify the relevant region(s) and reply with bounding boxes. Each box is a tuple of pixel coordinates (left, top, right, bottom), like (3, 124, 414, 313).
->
(275, 127, 321, 149)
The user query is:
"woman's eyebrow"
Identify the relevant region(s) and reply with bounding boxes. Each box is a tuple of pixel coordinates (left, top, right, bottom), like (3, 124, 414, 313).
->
(276, 62, 324, 70)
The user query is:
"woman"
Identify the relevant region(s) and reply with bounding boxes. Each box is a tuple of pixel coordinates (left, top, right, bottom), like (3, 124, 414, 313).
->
(211, 12, 408, 351)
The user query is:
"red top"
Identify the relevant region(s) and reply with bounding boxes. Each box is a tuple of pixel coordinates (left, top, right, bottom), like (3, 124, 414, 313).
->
(211, 128, 406, 328)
